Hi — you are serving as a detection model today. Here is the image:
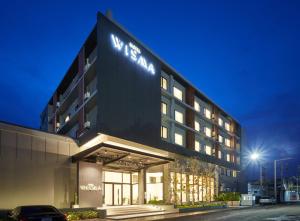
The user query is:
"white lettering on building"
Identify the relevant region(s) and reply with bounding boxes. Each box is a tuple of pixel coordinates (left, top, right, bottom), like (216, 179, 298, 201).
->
(80, 184, 101, 191)
(111, 34, 155, 75)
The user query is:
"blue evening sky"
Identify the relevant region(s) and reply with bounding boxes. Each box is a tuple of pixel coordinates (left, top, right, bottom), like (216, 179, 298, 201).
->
(0, 0, 299, 179)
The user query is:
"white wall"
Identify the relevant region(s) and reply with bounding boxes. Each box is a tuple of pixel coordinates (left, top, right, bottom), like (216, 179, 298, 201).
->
(0, 122, 79, 209)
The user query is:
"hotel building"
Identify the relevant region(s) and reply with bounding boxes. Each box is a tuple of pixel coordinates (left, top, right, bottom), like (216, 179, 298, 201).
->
(0, 12, 241, 210)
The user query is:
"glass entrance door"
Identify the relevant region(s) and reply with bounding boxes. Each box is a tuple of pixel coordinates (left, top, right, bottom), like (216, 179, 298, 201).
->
(103, 171, 139, 206)
(104, 184, 113, 205)
(114, 184, 122, 206)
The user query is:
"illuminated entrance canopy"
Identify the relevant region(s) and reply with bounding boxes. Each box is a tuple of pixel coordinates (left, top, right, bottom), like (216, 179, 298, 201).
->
(111, 34, 156, 75)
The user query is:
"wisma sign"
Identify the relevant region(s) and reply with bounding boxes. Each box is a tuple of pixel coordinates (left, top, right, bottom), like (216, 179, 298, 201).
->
(111, 34, 155, 75)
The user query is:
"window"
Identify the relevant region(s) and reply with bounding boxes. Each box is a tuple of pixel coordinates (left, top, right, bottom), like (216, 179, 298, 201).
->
(175, 133, 183, 146)
(161, 102, 167, 115)
(194, 100, 200, 112)
(194, 121, 200, 132)
(65, 114, 70, 123)
(227, 169, 231, 177)
(205, 145, 212, 155)
(173, 86, 183, 101)
(205, 127, 211, 137)
(225, 138, 231, 147)
(226, 153, 230, 162)
(161, 126, 168, 139)
(218, 150, 222, 159)
(225, 122, 230, 131)
(232, 170, 237, 177)
(218, 118, 223, 126)
(218, 135, 223, 143)
(161, 77, 167, 90)
(175, 110, 183, 123)
(195, 141, 200, 152)
(204, 108, 211, 119)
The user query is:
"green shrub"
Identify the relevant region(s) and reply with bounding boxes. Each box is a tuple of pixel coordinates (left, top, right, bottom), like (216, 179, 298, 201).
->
(177, 202, 226, 209)
(66, 210, 98, 221)
(147, 199, 165, 205)
(215, 192, 240, 201)
(66, 213, 80, 221)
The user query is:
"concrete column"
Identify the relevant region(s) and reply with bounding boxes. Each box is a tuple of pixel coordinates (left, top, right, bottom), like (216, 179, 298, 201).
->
(78, 161, 103, 207)
(163, 164, 170, 203)
(138, 169, 146, 204)
(170, 76, 175, 143)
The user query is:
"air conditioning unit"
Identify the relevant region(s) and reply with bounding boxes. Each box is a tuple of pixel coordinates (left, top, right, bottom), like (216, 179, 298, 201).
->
(84, 92, 90, 100)
(84, 121, 91, 129)
(84, 59, 91, 72)
(56, 102, 60, 108)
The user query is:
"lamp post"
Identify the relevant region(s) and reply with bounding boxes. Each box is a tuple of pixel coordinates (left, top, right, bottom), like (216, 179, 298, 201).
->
(250, 152, 263, 189)
(274, 158, 292, 202)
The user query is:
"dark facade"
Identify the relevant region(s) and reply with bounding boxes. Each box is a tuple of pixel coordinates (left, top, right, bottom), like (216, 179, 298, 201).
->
(41, 12, 242, 195)
(96, 15, 162, 148)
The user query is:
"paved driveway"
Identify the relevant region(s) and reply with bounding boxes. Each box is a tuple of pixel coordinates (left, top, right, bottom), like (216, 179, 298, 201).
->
(162, 205, 300, 221)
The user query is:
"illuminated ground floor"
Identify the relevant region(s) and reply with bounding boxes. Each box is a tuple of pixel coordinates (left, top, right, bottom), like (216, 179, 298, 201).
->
(74, 135, 219, 207)
(77, 164, 217, 207)
(0, 121, 239, 209)
(99, 169, 216, 206)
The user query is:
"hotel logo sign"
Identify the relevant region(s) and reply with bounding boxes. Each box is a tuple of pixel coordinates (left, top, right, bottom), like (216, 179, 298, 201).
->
(80, 184, 101, 191)
(110, 34, 155, 75)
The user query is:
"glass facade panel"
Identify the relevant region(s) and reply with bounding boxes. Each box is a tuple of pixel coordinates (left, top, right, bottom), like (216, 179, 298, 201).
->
(122, 184, 131, 205)
(218, 118, 223, 126)
(195, 121, 200, 132)
(205, 108, 211, 119)
(123, 173, 131, 183)
(225, 138, 231, 147)
(170, 172, 215, 204)
(146, 172, 163, 202)
(175, 133, 183, 146)
(225, 122, 230, 131)
(195, 141, 200, 152)
(103, 171, 138, 206)
(104, 184, 113, 205)
(161, 102, 167, 115)
(194, 101, 200, 112)
(161, 126, 168, 139)
(175, 110, 183, 123)
(114, 184, 122, 205)
(205, 145, 212, 155)
(173, 86, 183, 101)
(104, 171, 122, 183)
(132, 184, 139, 204)
(205, 127, 211, 137)
(161, 77, 168, 90)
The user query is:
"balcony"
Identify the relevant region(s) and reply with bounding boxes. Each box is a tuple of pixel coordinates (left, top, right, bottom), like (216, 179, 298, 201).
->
(56, 89, 97, 135)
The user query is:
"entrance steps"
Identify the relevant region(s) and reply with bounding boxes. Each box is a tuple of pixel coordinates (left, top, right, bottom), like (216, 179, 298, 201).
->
(104, 205, 178, 220)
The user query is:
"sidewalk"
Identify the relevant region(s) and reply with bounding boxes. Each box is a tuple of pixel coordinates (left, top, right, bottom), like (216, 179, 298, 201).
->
(102, 206, 252, 221)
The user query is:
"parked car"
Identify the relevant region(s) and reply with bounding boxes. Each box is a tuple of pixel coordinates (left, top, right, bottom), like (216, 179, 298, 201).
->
(7, 205, 67, 221)
(259, 196, 276, 205)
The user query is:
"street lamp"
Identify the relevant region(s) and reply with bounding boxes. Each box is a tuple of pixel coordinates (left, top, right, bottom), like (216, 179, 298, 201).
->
(249, 151, 263, 189)
(250, 152, 260, 161)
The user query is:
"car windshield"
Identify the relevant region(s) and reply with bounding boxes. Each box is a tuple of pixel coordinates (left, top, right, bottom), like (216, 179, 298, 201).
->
(21, 206, 57, 215)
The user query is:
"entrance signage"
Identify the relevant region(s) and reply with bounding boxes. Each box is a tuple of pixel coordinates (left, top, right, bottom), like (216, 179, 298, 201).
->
(110, 34, 156, 75)
(80, 183, 101, 191)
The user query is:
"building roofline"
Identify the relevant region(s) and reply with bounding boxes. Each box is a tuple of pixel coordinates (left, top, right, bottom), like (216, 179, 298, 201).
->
(0, 120, 77, 142)
(99, 12, 240, 125)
